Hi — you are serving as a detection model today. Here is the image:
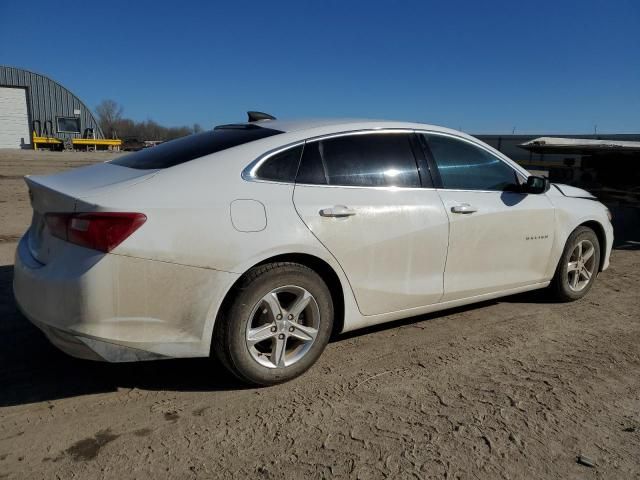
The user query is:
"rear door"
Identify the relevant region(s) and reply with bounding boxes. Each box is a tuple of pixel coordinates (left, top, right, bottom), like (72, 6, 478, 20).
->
(292, 131, 449, 316)
(420, 133, 555, 302)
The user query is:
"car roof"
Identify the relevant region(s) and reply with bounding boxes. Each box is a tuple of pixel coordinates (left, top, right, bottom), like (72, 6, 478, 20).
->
(159, 117, 531, 180)
(232, 118, 463, 137)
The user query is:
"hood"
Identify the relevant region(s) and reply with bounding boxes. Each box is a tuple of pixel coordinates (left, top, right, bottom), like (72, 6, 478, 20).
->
(551, 183, 597, 200)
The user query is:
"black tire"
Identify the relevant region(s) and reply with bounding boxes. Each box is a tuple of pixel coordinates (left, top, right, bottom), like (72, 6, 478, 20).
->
(213, 262, 334, 386)
(549, 226, 601, 302)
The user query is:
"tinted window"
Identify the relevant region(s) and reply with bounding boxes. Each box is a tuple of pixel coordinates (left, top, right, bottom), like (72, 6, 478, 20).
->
(424, 134, 517, 191)
(112, 125, 282, 170)
(296, 133, 420, 187)
(255, 145, 303, 182)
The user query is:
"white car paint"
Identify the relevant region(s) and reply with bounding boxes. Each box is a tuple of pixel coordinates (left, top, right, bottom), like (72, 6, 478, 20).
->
(13, 119, 614, 362)
(293, 183, 449, 315)
(436, 189, 556, 301)
(551, 183, 597, 199)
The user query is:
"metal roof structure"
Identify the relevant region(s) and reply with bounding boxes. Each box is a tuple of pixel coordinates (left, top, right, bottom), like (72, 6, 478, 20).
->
(520, 136, 640, 154)
(0, 65, 104, 145)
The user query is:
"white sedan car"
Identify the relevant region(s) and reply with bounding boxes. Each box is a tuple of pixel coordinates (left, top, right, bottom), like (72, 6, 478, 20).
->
(14, 114, 613, 385)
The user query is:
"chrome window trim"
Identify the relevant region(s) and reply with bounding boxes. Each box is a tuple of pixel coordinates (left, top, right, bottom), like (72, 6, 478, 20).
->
(241, 128, 414, 184)
(241, 127, 530, 189)
(434, 188, 516, 194)
(241, 140, 306, 183)
(294, 183, 436, 191)
(414, 129, 531, 186)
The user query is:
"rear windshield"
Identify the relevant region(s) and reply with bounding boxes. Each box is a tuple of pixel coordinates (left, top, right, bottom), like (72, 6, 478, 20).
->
(111, 125, 283, 170)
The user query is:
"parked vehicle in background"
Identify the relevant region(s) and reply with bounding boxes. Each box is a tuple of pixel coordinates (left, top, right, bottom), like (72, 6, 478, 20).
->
(121, 137, 146, 151)
(13, 114, 613, 385)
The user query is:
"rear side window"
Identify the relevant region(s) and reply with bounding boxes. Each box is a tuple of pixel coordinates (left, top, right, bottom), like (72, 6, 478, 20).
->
(423, 134, 518, 191)
(255, 145, 303, 182)
(111, 125, 283, 170)
(296, 133, 420, 188)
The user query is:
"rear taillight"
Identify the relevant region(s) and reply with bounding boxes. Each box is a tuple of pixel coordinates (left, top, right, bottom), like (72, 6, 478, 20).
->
(44, 212, 147, 253)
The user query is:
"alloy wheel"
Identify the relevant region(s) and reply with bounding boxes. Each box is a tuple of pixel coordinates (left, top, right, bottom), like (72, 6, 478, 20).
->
(245, 285, 320, 368)
(567, 239, 596, 292)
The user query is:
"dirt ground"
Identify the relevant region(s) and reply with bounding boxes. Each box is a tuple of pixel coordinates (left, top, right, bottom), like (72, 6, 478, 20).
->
(0, 149, 638, 479)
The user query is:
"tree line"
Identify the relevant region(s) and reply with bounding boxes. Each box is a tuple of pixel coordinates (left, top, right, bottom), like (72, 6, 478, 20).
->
(95, 99, 202, 142)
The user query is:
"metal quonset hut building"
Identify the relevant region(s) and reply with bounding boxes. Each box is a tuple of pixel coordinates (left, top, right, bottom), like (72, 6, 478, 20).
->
(0, 65, 104, 149)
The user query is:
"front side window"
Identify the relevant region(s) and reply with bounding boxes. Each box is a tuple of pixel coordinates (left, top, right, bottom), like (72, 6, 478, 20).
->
(424, 134, 518, 191)
(254, 145, 303, 182)
(296, 133, 420, 188)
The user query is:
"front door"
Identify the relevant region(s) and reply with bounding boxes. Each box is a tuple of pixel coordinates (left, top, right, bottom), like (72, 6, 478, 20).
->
(293, 131, 449, 316)
(420, 133, 556, 302)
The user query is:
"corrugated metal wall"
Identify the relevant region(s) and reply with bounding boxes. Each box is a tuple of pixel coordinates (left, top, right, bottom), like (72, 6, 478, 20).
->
(0, 65, 104, 144)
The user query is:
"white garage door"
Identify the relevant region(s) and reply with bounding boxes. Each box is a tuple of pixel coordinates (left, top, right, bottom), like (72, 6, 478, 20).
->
(0, 87, 30, 148)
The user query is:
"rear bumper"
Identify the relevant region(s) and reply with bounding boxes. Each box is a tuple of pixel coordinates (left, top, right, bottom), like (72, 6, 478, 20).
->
(13, 232, 239, 362)
(21, 313, 166, 361)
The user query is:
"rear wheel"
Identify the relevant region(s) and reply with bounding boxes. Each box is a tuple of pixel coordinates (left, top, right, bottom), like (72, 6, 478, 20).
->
(550, 226, 600, 301)
(214, 262, 333, 386)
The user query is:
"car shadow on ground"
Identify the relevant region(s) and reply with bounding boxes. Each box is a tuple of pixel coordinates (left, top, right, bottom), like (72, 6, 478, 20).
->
(2, 263, 516, 407)
(0, 246, 619, 408)
(0, 261, 572, 407)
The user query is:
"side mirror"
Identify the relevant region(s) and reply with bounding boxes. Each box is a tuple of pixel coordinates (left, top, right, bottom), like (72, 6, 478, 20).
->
(525, 175, 550, 194)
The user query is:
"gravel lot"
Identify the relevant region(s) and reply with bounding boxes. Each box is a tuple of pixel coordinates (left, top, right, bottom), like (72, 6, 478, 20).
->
(0, 150, 638, 479)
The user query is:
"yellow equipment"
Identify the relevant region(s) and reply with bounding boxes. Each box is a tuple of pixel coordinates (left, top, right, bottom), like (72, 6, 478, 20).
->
(33, 133, 63, 150)
(71, 138, 122, 151)
(31, 120, 122, 151)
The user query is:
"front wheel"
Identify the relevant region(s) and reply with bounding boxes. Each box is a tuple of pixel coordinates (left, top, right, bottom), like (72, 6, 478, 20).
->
(549, 226, 601, 301)
(214, 262, 334, 386)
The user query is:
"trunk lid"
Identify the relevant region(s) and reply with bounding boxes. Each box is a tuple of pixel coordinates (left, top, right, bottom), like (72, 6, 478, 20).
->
(25, 163, 156, 264)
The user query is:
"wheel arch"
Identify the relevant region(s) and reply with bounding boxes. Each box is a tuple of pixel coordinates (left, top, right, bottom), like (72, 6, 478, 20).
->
(213, 253, 346, 342)
(578, 220, 607, 272)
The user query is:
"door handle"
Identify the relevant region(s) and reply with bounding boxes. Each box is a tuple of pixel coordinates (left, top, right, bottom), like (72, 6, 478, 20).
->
(451, 204, 478, 214)
(319, 205, 357, 218)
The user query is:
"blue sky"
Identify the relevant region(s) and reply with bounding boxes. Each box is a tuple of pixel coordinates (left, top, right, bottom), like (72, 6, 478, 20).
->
(1, 0, 638, 133)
